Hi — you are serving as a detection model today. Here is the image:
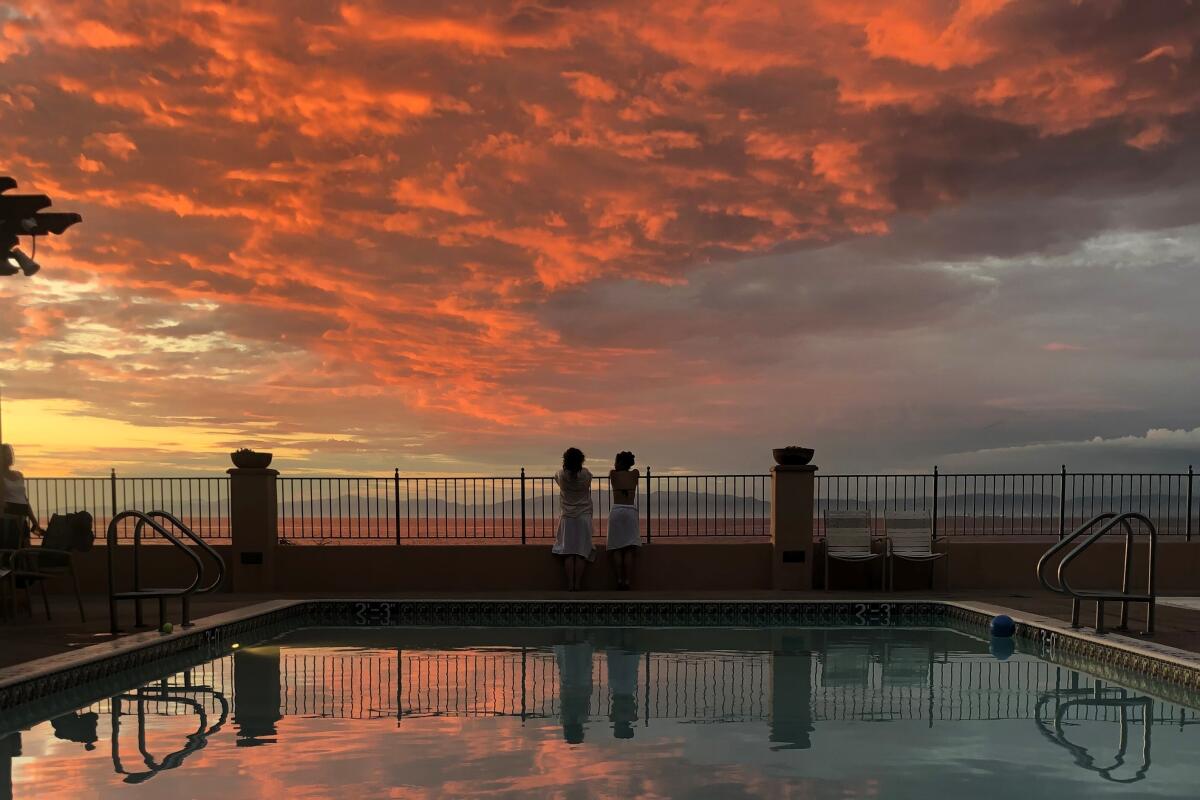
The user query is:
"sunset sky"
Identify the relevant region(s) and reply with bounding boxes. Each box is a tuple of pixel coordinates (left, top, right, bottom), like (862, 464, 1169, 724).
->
(1, 0, 1199, 476)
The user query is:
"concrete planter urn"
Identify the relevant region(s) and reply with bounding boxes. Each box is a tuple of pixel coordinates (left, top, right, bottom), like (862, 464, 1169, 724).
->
(772, 446, 814, 466)
(231, 449, 273, 469)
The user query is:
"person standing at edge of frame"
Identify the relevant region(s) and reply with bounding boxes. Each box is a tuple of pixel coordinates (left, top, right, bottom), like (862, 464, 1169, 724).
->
(2, 444, 42, 547)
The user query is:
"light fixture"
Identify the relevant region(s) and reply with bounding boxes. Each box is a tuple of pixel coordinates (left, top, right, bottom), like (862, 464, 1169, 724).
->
(0, 176, 83, 277)
(7, 247, 39, 276)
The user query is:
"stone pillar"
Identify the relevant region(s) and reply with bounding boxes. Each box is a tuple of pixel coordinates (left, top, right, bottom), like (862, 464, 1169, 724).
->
(769, 634, 813, 749)
(233, 645, 282, 746)
(228, 467, 278, 593)
(771, 464, 817, 590)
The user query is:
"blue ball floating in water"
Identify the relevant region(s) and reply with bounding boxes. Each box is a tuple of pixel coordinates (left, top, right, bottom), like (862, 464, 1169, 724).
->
(989, 637, 1015, 661)
(990, 614, 1016, 638)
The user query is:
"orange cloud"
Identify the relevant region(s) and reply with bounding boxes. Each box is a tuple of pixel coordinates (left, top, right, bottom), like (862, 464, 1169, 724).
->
(0, 0, 1197, 474)
(562, 71, 620, 102)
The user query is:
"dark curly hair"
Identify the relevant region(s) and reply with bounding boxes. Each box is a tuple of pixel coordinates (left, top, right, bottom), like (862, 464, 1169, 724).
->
(613, 451, 635, 470)
(562, 447, 585, 478)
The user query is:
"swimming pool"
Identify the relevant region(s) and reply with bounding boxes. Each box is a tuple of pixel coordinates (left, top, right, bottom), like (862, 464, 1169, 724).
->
(5, 612, 1200, 799)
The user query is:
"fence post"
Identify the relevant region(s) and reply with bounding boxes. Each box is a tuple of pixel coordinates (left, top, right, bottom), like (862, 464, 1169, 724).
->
(1187, 465, 1194, 543)
(520, 467, 526, 545)
(645, 466, 652, 545)
(109, 467, 118, 523)
(394, 468, 401, 546)
(1058, 465, 1068, 540)
(520, 647, 528, 722)
(931, 465, 939, 541)
(108, 467, 119, 633)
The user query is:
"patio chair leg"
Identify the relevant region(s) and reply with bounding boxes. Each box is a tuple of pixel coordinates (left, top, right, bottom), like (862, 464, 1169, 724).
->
(71, 562, 86, 622)
(39, 580, 51, 620)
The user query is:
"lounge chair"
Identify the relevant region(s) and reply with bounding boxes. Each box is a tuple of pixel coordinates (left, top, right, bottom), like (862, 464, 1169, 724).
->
(1, 514, 26, 619)
(823, 510, 884, 591)
(884, 510, 946, 590)
(4, 511, 93, 621)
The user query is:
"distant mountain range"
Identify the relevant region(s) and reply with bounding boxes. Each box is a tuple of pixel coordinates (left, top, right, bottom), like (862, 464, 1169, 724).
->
(36, 481, 1187, 522)
(273, 490, 1191, 519)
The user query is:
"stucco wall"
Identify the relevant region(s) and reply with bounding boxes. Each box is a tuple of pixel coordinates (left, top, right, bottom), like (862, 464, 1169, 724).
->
(55, 538, 1196, 595)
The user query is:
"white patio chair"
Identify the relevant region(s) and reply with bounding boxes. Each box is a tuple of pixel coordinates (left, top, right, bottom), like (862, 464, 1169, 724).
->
(884, 510, 947, 591)
(824, 510, 883, 591)
(881, 643, 931, 688)
(820, 643, 872, 688)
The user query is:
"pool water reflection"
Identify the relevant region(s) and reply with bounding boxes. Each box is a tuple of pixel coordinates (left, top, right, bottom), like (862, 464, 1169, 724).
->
(7, 626, 1200, 798)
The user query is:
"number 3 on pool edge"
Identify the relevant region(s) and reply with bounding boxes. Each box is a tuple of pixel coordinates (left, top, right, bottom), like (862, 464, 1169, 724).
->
(852, 602, 893, 625)
(355, 602, 367, 625)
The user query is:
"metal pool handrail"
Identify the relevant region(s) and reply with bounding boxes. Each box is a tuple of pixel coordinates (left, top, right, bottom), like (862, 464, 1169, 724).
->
(1037, 512, 1117, 595)
(107, 510, 204, 634)
(1034, 687, 1152, 784)
(138, 510, 226, 595)
(109, 683, 230, 784)
(1037, 512, 1157, 635)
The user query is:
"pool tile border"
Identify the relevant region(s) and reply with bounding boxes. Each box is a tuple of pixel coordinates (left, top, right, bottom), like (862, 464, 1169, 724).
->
(0, 600, 301, 712)
(4, 598, 1200, 716)
(941, 600, 1200, 704)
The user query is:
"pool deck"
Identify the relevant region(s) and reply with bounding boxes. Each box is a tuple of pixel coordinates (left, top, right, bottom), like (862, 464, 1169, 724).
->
(4, 590, 1200, 670)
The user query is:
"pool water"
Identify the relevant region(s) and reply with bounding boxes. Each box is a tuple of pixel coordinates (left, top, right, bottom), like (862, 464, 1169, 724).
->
(6, 626, 1200, 798)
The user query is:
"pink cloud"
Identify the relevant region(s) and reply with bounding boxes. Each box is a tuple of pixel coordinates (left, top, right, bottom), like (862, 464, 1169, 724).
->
(0, 0, 1196, 472)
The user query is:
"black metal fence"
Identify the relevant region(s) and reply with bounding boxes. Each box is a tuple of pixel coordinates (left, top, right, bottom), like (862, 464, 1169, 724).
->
(21, 467, 1198, 543)
(24, 473, 230, 541)
(276, 471, 771, 543)
(815, 467, 1197, 539)
(83, 649, 1200, 727)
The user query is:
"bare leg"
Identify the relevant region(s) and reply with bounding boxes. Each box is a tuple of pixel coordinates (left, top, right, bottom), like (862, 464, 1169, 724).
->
(623, 549, 636, 590)
(609, 548, 623, 588)
(574, 556, 587, 591)
(562, 557, 574, 591)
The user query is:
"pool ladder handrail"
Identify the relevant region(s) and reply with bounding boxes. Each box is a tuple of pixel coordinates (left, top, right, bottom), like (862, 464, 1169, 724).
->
(1036, 512, 1157, 635)
(107, 510, 226, 634)
(1034, 685, 1152, 784)
(109, 681, 230, 784)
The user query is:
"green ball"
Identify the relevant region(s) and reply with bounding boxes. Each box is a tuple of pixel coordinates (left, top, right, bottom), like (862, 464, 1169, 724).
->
(160, 622, 173, 634)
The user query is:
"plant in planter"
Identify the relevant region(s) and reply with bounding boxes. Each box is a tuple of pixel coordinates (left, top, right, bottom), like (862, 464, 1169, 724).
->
(231, 448, 273, 469)
(772, 446, 814, 466)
